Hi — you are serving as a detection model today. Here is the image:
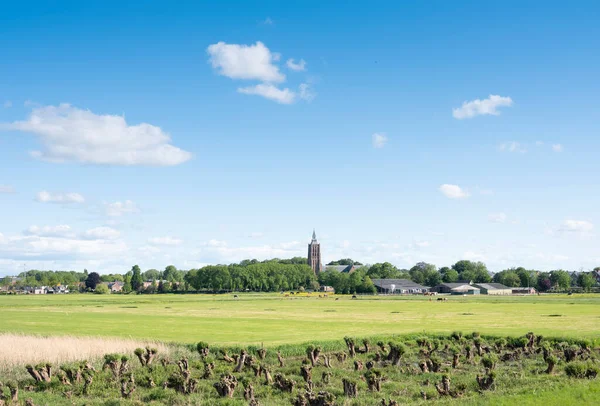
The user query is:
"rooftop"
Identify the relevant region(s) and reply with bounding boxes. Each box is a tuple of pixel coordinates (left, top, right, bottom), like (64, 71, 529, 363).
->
(371, 279, 429, 290)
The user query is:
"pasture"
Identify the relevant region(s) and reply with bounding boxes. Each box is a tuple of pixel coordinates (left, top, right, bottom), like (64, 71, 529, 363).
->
(1, 293, 599, 345)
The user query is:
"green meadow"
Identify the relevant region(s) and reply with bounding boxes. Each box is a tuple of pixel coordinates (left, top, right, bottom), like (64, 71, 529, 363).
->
(1, 293, 599, 345)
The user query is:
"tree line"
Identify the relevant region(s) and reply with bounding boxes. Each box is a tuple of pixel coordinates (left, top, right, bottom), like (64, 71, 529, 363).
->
(2, 258, 598, 294)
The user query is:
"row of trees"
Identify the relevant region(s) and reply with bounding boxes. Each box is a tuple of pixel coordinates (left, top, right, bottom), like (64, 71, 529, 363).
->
(3, 259, 599, 294)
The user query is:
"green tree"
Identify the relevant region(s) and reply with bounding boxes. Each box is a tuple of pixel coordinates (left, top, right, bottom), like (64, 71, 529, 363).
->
(440, 268, 459, 283)
(452, 260, 491, 283)
(493, 270, 521, 287)
(130, 265, 143, 292)
(143, 269, 161, 281)
(94, 284, 110, 294)
(367, 262, 400, 279)
(550, 270, 571, 290)
(577, 273, 596, 291)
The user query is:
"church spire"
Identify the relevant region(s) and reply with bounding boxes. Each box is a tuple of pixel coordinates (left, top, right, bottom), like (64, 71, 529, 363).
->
(312, 229, 317, 241)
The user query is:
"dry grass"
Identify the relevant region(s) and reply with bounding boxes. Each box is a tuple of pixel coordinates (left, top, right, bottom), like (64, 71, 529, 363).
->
(0, 333, 169, 372)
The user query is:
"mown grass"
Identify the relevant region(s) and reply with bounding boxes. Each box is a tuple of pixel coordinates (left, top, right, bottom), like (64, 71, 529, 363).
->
(0, 293, 599, 345)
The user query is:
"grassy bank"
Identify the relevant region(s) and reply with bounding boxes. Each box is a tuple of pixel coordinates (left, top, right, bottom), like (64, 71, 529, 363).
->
(0, 331, 598, 405)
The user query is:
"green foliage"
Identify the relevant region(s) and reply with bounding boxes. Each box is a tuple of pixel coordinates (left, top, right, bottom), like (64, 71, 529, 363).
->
(94, 283, 110, 294)
(565, 361, 600, 379)
(481, 353, 499, 370)
(452, 260, 491, 283)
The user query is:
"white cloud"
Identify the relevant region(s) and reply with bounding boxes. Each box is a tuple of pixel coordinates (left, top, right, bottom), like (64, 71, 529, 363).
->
(238, 84, 296, 104)
(148, 236, 183, 246)
(3, 104, 191, 166)
(0, 185, 14, 193)
(25, 225, 74, 238)
(298, 83, 316, 102)
(452, 95, 513, 119)
(499, 141, 527, 154)
(552, 144, 564, 152)
(558, 220, 593, 234)
(36, 191, 85, 204)
(105, 200, 139, 217)
(286, 58, 307, 72)
(207, 41, 285, 83)
(83, 227, 120, 240)
(488, 212, 507, 223)
(439, 184, 470, 199)
(3, 101, 11, 108)
(0, 233, 127, 260)
(372, 133, 388, 148)
(261, 17, 274, 25)
(412, 240, 430, 249)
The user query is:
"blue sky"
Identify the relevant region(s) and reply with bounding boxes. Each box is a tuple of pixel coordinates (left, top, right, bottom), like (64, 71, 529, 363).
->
(1, 1, 599, 275)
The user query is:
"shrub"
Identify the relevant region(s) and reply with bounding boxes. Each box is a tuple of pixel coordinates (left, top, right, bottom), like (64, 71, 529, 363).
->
(94, 284, 110, 294)
(482, 354, 499, 370)
(451, 331, 463, 341)
(565, 361, 599, 379)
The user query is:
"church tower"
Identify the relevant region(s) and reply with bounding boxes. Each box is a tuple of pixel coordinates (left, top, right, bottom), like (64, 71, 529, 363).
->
(307, 229, 322, 275)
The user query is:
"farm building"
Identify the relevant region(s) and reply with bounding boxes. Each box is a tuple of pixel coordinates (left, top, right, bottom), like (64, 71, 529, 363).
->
(473, 283, 512, 295)
(431, 282, 480, 295)
(372, 279, 429, 294)
(431, 282, 470, 294)
(319, 285, 335, 293)
(512, 287, 537, 295)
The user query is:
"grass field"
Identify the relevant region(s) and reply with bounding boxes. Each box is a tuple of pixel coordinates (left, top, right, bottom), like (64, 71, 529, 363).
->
(1, 293, 599, 345)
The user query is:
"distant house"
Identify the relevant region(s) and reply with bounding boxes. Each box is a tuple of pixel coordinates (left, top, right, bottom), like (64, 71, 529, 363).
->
(372, 279, 429, 294)
(325, 264, 358, 274)
(473, 283, 512, 295)
(33, 286, 48, 295)
(431, 282, 480, 295)
(319, 285, 335, 293)
(106, 281, 124, 293)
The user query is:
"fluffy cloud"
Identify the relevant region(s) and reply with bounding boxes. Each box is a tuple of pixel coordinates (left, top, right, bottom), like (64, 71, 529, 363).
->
(558, 220, 593, 234)
(36, 191, 85, 204)
(4, 104, 191, 166)
(83, 227, 121, 240)
(286, 58, 307, 72)
(148, 236, 183, 246)
(439, 184, 470, 199)
(0, 185, 14, 193)
(372, 133, 388, 148)
(0, 233, 127, 260)
(238, 84, 296, 104)
(499, 141, 527, 153)
(105, 200, 139, 217)
(452, 95, 513, 119)
(25, 225, 74, 238)
(261, 17, 274, 25)
(207, 41, 285, 83)
(552, 144, 564, 152)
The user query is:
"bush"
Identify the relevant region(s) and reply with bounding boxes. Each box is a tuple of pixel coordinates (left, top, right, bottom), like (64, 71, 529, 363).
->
(94, 284, 110, 294)
(481, 354, 499, 370)
(565, 361, 599, 379)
